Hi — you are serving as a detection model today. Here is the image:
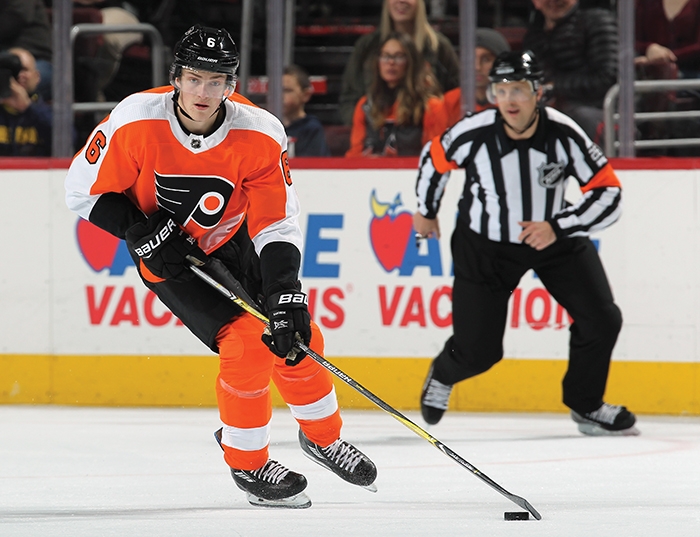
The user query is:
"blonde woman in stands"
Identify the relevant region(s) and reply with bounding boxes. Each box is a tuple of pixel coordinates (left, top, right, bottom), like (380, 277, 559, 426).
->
(346, 32, 448, 157)
(339, 0, 460, 125)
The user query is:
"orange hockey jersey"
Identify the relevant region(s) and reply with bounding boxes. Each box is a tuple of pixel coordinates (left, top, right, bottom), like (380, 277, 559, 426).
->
(65, 87, 302, 257)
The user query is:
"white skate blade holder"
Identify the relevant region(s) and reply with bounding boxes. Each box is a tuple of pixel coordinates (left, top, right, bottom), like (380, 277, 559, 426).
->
(245, 491, 312, 509)
(577, 423, 641, 436)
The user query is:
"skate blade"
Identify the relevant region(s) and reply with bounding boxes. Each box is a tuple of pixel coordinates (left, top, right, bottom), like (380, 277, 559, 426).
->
(362, 482, 378, 493)
(577, 423, 641, 437)
(245, 491, 312, 509)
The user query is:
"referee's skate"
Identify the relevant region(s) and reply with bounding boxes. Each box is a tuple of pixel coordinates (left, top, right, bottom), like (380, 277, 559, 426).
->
(570, 403, 640, 436)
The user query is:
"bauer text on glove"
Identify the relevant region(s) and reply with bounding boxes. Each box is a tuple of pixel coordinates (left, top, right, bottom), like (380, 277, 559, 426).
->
(262, 290, 311, 365)
(125, 211, 207, 282)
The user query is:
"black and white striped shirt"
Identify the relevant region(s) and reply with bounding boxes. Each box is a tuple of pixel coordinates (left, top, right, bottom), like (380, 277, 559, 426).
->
(416, 107, 622, 243)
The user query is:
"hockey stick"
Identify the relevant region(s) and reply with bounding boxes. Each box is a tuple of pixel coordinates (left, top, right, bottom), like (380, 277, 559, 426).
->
(187, 260, 542, 520)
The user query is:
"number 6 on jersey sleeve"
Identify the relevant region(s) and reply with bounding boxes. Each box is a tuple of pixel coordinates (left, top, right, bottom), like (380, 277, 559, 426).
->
(85, 130, 107, 165)
(281, 150, 292, 186)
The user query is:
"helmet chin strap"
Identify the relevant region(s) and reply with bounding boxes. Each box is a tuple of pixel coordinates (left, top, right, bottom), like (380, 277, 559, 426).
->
(503, 107, 540, 135)
(172, 90, 224, 123)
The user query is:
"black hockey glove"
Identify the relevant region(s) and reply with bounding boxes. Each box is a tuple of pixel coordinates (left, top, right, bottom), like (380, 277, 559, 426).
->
(125, 210, 207, 282)
(262, 290, 311, 366)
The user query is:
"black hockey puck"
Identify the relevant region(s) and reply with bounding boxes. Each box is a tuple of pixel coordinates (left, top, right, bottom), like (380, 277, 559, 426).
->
(504, 511, 529, 520)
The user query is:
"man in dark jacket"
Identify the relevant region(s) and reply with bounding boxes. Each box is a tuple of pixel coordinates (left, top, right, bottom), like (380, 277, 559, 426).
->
(0, 48, 52, 156)
(0, 0, 52, 101)
(523, 0, 618, 144)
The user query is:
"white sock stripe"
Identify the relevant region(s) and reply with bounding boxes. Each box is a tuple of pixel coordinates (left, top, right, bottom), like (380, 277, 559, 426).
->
(221, 422, 271, 452)
(287, 387, 339, 421)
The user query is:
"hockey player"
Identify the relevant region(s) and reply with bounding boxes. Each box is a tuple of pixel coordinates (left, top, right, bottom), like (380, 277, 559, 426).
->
(415, 50, 639, 437)
(64, 25, 377, 508)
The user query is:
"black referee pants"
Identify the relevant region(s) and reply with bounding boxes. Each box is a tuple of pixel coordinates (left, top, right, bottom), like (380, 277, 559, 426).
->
(432, 220, 622, 414)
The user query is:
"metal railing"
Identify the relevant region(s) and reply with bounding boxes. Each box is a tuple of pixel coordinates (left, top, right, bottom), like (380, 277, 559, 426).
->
(70, 23, 166, 111)
(70, 23, 166, 113)
(603, 79, 700, 157)
(53, 22, 165, 156)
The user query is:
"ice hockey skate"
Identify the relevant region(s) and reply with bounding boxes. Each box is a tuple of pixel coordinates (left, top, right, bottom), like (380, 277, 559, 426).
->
(215, 428, 311, 508)
(420, 363, 453, 425)
(298, 429, 378, 492)
(571, 403, 640, 436)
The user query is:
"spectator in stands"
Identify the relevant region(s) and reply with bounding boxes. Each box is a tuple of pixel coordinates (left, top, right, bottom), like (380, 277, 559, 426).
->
(634, 0, 700, 155)
(634, 0, 700, 80)
(72, 1, 144, 101)
(339, 0, 460, 126)
(346, 32, 448, 157)
(443, 27, 511, 126)
(522, 0, 618, 144)
(0, 48, 52, 156)
(0, 0, 52, 102)
(283, 64, 330, 157)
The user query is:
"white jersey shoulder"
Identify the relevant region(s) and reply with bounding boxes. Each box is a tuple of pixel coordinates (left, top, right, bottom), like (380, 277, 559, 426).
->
(106, 90, 286, 147)
(108, 90, 173, 129)
(224, 98, 287, 148)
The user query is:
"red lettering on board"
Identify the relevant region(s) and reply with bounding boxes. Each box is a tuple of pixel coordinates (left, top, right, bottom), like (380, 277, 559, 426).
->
(429, 286, 452, 328)
(510, 288, 521, 328)
(320, 288, 345, 329)
(378, 285, 452, 327)
(378, 285, 404, 325)
(307, 288, 318, 319)
(86, 285, 114, 324)
(525, 288, 551, 330)
(400, 287, 426, 327)
(85, 285, 183, 327)
(510, 287, 571, 330)
(376, 284, 570, 330)
(144, 291, 172, 326)
(306, 287, 346, 329)
(110, 287, 139, 326)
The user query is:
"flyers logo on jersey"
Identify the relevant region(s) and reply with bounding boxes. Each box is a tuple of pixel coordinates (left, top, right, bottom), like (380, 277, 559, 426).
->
(154, 172, 234, 228)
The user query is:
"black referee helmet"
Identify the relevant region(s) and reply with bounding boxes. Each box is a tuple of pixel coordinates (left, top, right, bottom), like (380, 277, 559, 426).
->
(488, 50, 544, 90)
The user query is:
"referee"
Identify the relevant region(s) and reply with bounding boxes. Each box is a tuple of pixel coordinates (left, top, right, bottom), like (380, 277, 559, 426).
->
(414, 50, 638, 436)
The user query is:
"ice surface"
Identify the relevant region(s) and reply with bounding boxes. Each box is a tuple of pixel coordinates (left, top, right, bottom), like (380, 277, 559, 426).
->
(1, 406, 699, 537)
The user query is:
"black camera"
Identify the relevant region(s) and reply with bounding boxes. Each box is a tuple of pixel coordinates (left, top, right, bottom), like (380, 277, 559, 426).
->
(0, 52, 22, 99)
